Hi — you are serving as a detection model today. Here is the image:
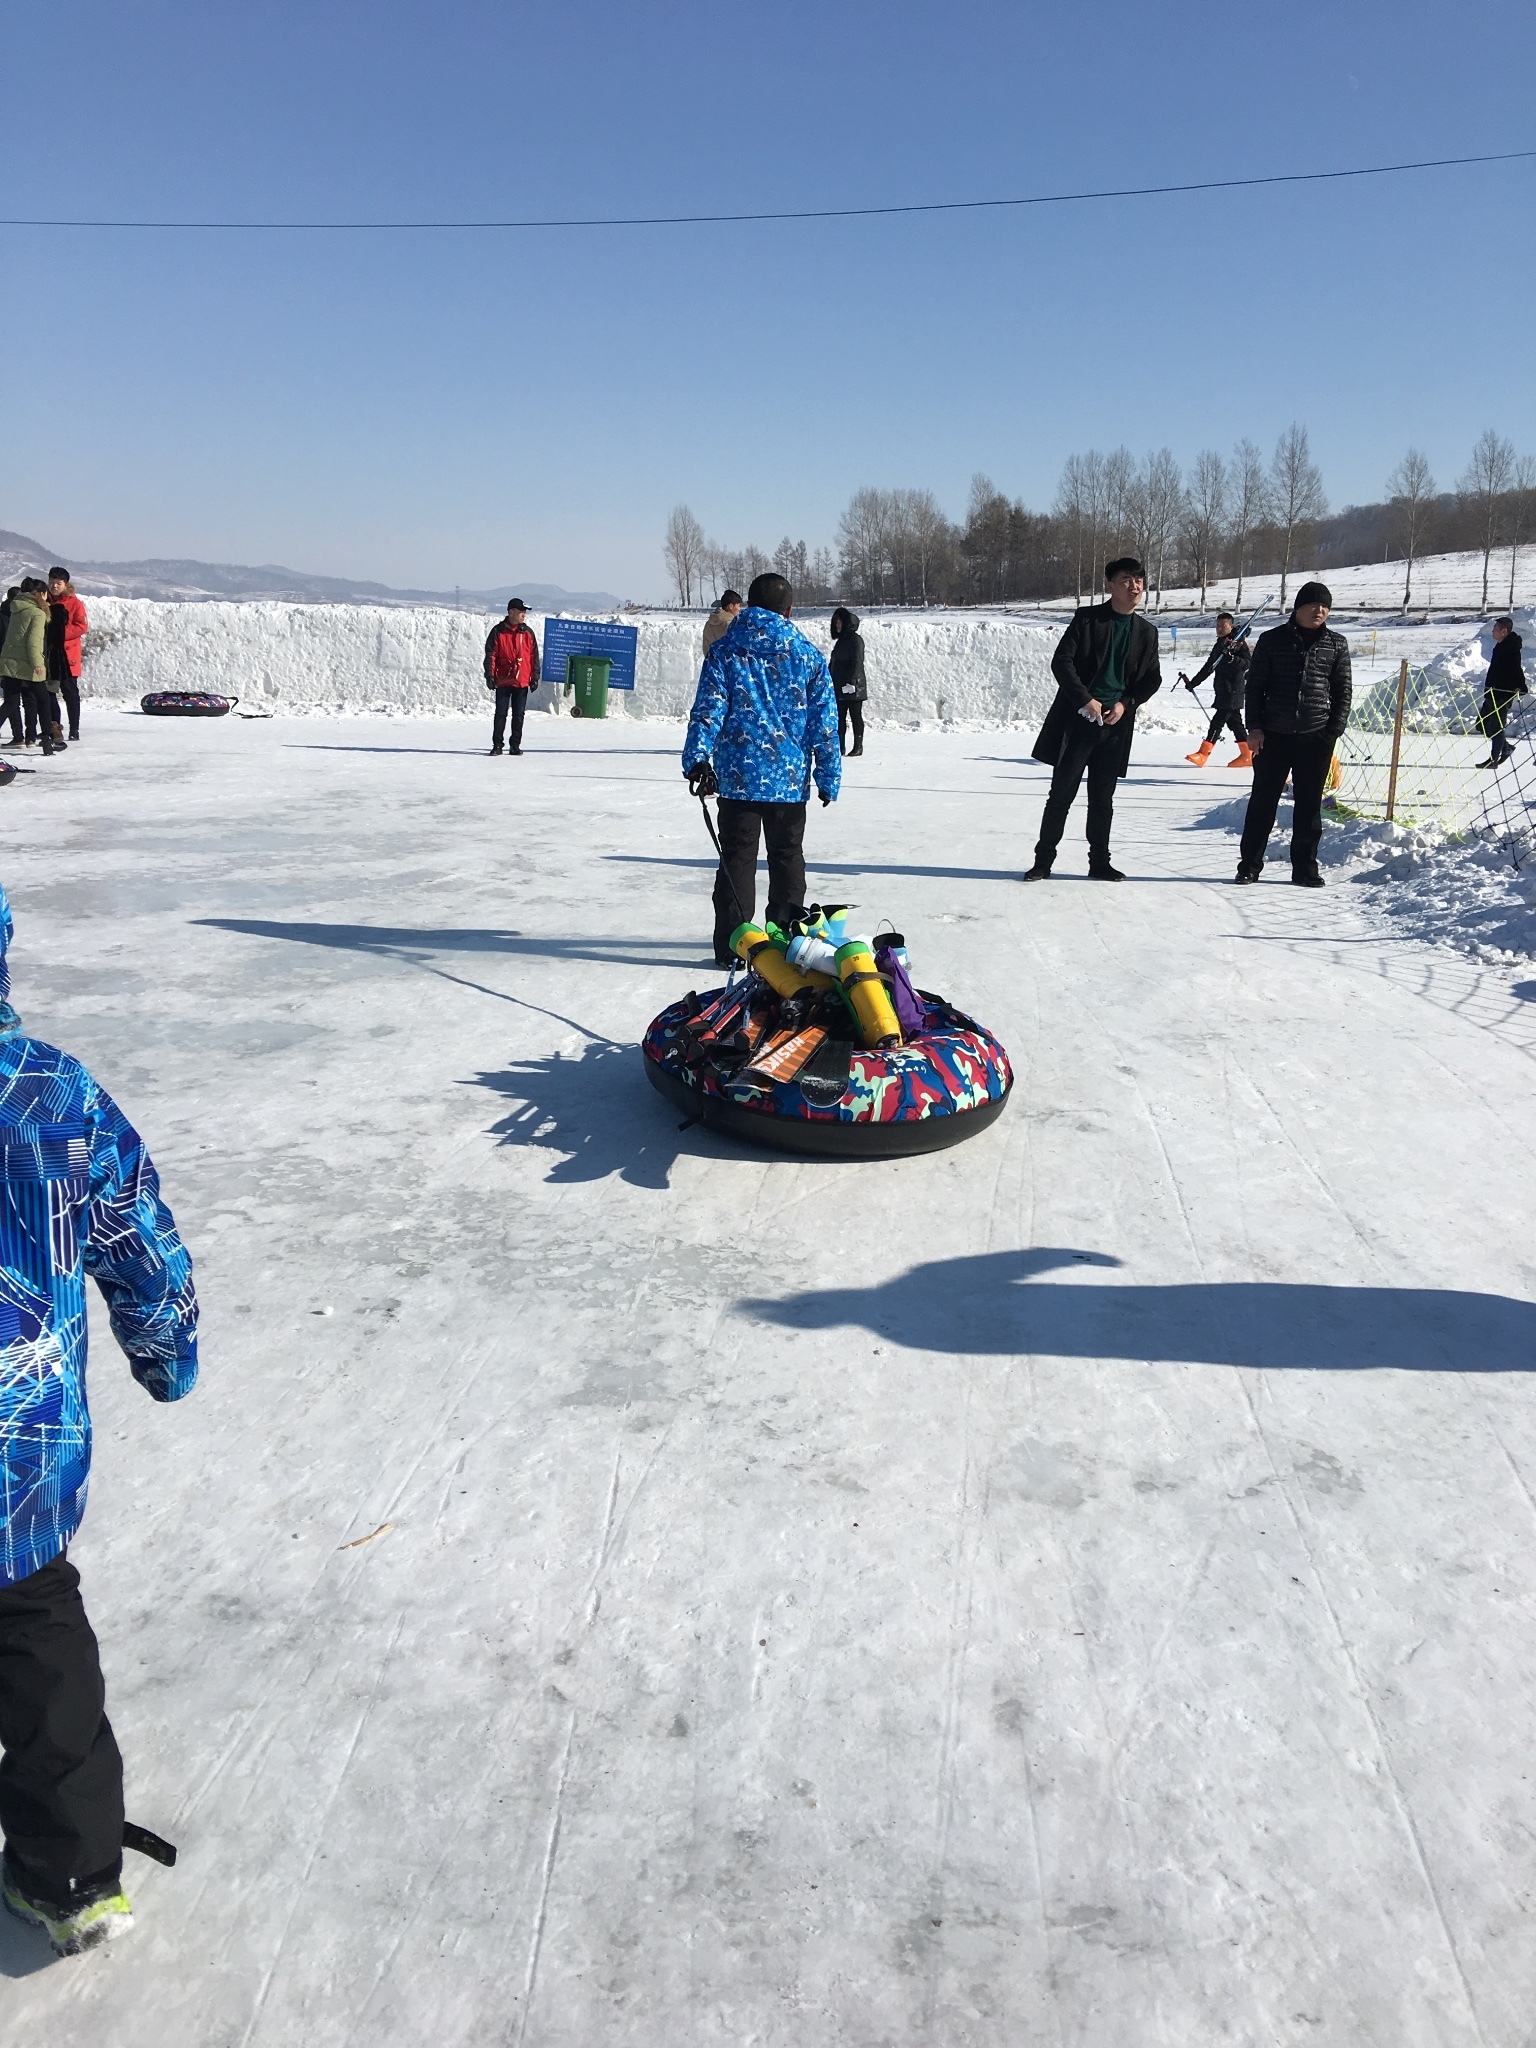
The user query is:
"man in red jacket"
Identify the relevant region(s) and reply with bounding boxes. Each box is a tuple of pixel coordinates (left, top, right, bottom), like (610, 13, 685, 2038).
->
(46, 570, 88, 745)
(482, 600, 540, 756)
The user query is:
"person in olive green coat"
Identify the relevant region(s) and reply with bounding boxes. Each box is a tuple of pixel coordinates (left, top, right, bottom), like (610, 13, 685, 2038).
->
(0, 583, 57, 754)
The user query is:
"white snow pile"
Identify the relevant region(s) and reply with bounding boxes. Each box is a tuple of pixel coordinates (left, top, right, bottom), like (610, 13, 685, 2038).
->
(78, 597, 1061, 727)
(1198, 794, 1536, 963)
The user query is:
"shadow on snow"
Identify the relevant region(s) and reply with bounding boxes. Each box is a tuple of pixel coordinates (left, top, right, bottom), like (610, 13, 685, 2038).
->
(742, 1248, 1536, 1373)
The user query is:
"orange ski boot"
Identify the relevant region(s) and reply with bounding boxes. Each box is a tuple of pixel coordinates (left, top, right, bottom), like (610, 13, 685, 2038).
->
(1185, 740, 1214, 766)
(1227, 742, 1254, 768)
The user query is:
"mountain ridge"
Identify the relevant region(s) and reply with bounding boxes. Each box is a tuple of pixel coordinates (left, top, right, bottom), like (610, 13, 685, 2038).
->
(0, 529, 624, 611)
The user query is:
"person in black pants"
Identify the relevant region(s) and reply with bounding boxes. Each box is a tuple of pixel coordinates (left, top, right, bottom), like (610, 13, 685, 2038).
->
(829, 607, 867, 756)
(1237, 582, 1352, 886)
(1475, 616, 1528, 767)
(1024, 557, 1163, 881)
(1183, 613, 1253, 766)
(681, 570, 840, 967)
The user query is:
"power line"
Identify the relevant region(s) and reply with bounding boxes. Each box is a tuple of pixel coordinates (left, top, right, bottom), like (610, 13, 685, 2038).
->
(1, 149, 1532, 233)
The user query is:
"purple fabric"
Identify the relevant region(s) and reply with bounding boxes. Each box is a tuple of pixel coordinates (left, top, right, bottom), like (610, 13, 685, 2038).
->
(876, 947, 926, 1038)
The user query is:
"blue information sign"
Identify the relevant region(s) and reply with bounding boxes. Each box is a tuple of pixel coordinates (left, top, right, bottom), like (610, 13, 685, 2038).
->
(542, 617, 639, 691)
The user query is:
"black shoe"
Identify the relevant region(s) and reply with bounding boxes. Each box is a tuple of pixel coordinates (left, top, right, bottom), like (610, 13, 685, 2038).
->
(713, 953, 737, 971)
(1235, 864, 1261, 884)
(68, 732, 79, 743)
(510, 747, 523, 755)
(40, 742, 55, 756)
(1088, 863, 1125, 881)
(490, 743, 504, 755)
(1021, 864, 1053, 882)
(850, 744, 863, 756)
(1292, 869, 1325, 888)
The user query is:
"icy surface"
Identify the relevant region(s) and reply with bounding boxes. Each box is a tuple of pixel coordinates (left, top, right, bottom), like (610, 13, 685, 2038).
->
(3, 717, 1536, 2044)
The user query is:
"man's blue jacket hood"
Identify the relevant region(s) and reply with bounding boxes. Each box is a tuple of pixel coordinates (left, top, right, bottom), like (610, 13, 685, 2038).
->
(682, 606, 841, 805)
(0, 882, 199, 1585)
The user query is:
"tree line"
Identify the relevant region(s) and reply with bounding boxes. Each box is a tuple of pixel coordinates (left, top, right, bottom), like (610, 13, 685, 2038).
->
(665, 426, 1534, 614)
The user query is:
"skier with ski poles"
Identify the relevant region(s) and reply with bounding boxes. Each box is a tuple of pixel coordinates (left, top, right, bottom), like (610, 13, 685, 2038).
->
(1183, 612, 1254, 767)
(682, 571, 840, 968)
(0, 883, 199, 1955)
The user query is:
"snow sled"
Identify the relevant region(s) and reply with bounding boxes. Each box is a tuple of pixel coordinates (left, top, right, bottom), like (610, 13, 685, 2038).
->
(642, 916, 1012, 1159)
(140, 692, 238, 717)
(0, 761, 15, 787)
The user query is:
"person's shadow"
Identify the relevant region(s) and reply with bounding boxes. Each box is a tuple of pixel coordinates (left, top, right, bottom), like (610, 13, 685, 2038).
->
(467, 1041, 718, 1189)
(743, 1248, 1536, 1373)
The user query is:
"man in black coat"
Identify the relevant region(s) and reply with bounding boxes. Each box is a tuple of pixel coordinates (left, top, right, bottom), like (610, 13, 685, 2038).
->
(1237, 582, 1352, 887)
(1475, 616, 1528, 768)
(1025, 557, 1163, 881)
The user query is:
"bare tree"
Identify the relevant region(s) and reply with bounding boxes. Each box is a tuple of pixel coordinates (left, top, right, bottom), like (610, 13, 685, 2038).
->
(836, 488, 894, 604)
(772, 537, 810, 592)
(1228, 438, 1268, 611)
(899, 488, 952, 605)
(1269, 424, 1327, 607)
(1384, 448, 1436, 611)
(1459, 429, 1516, 612)
(1053, 454, 1094, 602)
(663, 504, 707, 607)
(1138, 449, 1184, 607)
(1461, 429, 1517, 613)
(1184, 450, 1228, 608)
(1101, 447, 1135, 563)
(1508, 454, 1536, 610)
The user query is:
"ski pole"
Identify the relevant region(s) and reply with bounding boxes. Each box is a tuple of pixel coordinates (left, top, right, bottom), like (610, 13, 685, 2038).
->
(697, 792, 754, 937)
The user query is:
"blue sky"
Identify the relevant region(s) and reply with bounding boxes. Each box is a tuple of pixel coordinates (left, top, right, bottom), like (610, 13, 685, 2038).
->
(4, 0, 1532, 596)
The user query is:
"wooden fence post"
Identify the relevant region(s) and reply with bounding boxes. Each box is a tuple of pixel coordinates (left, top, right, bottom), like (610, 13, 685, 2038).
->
(1385, 658, 1409, 822)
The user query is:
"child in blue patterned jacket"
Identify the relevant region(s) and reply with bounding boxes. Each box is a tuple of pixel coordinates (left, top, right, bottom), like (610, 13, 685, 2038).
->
(0, 882, 199, 1956)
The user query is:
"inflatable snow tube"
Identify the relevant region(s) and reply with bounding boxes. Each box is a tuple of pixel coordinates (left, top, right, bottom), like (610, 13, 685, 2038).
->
(140, 692, 238, 717)
(643, 986, 1012, 1159)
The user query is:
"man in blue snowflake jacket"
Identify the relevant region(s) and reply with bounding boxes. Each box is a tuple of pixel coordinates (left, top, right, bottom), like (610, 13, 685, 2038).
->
(0, 882, 198, 1955)
(682, 570, 840, 965)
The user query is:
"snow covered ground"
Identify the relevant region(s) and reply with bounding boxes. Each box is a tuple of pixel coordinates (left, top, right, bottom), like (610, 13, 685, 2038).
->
(2, 716, 1536, 2044)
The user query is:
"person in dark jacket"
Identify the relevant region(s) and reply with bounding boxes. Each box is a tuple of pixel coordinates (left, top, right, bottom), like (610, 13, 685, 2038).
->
(0, 885, 198, 1956)
(829, 607, 867, 757)
(483, 600, 540, 756)
(1183, 613, 1253, 767)
(1475, 617, 1528, 768)
(45, 569, 88, 745)
(1237, 582, 1352, 886)
(1024, 557, 1163, 881)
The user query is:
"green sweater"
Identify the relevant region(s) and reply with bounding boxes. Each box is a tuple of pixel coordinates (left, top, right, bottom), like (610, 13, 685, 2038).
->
(0, 596, 47, 682)
(1092, 610, 1135, 707)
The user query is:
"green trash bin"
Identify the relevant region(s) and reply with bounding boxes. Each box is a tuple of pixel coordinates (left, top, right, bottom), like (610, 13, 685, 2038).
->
(566, 654, 613, 719)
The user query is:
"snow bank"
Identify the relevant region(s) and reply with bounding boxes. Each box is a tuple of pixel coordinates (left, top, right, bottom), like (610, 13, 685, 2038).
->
(78, 598, 1062, 728)
(1197, 793, 1536, 964)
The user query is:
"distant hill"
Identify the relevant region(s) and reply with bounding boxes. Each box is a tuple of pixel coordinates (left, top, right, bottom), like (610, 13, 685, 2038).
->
(0, 529, 623, 611)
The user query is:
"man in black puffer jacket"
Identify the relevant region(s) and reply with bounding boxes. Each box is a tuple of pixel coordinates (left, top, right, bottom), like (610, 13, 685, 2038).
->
(1237, 582, 1352, 886)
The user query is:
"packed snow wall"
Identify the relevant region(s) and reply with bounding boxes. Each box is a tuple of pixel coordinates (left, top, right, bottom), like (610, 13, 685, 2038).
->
(77, 598, 1063, 727)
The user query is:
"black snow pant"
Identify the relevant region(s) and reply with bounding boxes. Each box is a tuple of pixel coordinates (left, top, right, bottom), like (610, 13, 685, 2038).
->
(1, 686, 23, 745)
(1477, 688, 1520, 763)
(1239, 730, 1335, 878)
(1205, 704, 1248, 745)
(492, 686, 528, 752)
(8, 682, 53, 747)
(837, 698, 864, 752)
(0, 1553, 124, 1903)
(712, 799, 807, 960)
(1033, 715, 1124, 869)
(52, 677, 80, 742)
